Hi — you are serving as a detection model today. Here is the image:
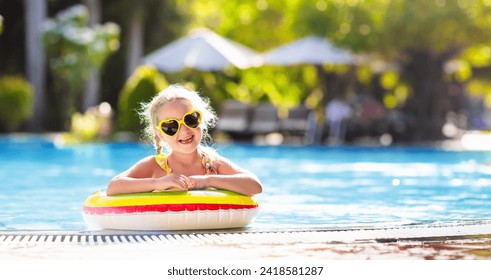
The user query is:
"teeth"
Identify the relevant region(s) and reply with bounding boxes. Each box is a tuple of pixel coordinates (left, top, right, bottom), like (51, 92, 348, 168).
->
(179, 135, 193, 143)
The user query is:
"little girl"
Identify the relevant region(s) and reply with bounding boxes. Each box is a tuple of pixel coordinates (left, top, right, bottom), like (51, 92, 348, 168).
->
(106, 84, 262, 196)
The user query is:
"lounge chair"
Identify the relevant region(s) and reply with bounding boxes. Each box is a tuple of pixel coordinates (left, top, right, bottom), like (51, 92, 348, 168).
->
(216, 100, 252, 133)
(280, 105, 311, 135)
(248, 102, 280, 134)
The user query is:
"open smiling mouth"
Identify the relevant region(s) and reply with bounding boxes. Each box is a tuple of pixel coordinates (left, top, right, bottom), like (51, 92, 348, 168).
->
(178, 135, 194, 144)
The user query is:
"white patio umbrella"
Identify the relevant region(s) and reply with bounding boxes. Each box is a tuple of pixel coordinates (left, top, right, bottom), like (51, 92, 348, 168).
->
(262, 35, 355, 66)
(262, 36, 356, 145)
(142, 28, 262, 72)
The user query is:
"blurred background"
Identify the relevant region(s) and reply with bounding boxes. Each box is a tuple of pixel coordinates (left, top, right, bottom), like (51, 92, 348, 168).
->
(1, 0, 491, 147)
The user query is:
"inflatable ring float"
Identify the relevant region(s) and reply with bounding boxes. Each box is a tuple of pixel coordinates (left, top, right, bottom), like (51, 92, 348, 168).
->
(81, 189, 259, 230)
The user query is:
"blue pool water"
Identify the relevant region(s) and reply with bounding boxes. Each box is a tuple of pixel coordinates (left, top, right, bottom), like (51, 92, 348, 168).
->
(1, 135, 491, 231)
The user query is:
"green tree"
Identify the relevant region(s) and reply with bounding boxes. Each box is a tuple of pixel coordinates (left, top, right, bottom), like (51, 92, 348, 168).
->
(177, 0, 297, 51)
(100, 0, 186, 109)
(118, 65, 169, 132)
(0, 76, 34, 131)
(294, 0, 491, 140)
(42, 4, 120, 129)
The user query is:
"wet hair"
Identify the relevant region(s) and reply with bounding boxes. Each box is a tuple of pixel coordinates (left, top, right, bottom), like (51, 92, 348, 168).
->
(140, 84, 218, 162)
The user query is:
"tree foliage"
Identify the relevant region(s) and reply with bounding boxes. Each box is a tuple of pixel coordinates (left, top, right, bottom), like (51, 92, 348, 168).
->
(42, 4, 120, 128)
(0, 75, 33, 131)
(118, 65, 169, 132)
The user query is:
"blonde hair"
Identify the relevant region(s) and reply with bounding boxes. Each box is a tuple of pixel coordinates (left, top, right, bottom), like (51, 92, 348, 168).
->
(140, 84, 218, 159)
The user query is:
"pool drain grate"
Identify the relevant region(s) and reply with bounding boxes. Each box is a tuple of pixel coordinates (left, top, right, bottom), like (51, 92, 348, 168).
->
(1, 222, 491, 247)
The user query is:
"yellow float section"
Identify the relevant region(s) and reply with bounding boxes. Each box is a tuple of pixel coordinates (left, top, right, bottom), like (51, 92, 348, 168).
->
(84, 189, 258, 208)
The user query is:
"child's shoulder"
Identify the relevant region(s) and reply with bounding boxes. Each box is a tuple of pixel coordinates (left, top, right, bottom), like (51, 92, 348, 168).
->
(135, 154, 162, 166)
(125, 155, 162, 177)
(210, 154, 236, 169)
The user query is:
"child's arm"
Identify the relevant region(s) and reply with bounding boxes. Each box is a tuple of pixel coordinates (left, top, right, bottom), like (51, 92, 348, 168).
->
(189, 156, 262, 196)
(106, 156, 191, 195)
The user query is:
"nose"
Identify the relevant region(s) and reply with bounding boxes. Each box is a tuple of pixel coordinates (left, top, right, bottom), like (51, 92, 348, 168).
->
(179, 122, 192, 135)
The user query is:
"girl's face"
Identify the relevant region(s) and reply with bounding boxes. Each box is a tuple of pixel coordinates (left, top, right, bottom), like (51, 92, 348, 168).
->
(155, 99, 203, 154)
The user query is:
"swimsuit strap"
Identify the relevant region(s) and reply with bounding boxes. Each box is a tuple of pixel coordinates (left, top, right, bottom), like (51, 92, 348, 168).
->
(154, 153, 216, 175)
(200, 154, 217, 175)
(155, 153, 171, 174)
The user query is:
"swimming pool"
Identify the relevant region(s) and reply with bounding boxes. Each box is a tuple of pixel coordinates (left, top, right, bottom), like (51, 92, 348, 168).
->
(1, 135, 491, 231)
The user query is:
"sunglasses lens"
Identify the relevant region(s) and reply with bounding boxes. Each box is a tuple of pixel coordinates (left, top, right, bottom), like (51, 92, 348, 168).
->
(161, 121, 179, 136)
(159, 111, 201, 136)
(184, 111, 201, 128)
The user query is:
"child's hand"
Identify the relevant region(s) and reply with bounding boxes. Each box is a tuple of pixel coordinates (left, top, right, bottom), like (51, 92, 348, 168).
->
(188, 175, 210, 189)
(155, 174, 192, 191)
